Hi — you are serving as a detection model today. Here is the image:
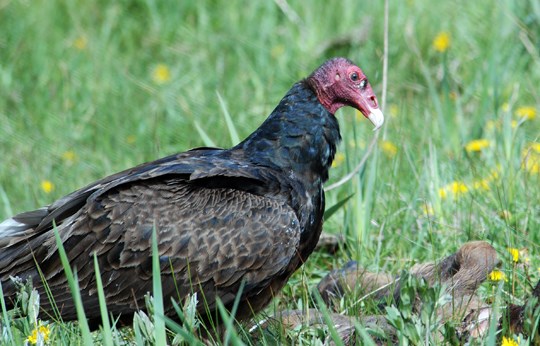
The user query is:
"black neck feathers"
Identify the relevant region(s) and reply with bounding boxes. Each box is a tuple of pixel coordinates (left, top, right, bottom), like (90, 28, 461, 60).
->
(235, 82, 342, 185)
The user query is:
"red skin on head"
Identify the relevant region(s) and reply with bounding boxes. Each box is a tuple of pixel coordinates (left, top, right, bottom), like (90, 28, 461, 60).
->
(307, 58, 380, 116)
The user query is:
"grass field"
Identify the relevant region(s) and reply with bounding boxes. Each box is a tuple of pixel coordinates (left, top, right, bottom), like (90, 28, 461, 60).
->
(1, 0, 539, 344)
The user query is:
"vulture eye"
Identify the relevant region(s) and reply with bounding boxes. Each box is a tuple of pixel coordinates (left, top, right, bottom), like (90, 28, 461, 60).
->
(350, 72, 359, 82)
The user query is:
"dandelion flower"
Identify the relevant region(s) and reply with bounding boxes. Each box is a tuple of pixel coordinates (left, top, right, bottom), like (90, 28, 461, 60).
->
(61, 150, 76, 163)
(433, 32, 450, 52)
(439, 181, 468, 199)
(438, 188, 447, 199)
(501, 336, 519, 346)
(41, 180, 54, 194)
(489, 167, 501, 180)
(507, 248, 519, 263)
(515, 106, 536, 120)
(465, 139, 491, 153)
(152, 64, 171, 85)
(450, 181, 468, 195)
(73, 36, 87, 50)
(529, 143, 540, 153)
(488, 269, 507, 282)
(472, 179, 490, 191)
(332, 152, 345, 168)
(380, 140, 398, 157)
(26, 322, 50, 345)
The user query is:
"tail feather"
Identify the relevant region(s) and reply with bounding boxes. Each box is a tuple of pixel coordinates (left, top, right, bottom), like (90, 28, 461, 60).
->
(0, 207, 48, 246)
(0, 218, 30, 238)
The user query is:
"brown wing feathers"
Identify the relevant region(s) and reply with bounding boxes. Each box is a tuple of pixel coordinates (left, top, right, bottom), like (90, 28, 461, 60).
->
(2, 177, 301, 322)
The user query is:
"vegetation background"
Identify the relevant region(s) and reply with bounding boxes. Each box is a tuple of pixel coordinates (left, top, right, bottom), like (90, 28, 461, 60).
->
(0, 0, 539, 344)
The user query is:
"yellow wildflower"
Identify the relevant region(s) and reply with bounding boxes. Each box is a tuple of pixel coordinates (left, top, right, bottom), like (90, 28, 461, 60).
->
(380, 140, 398, 157)
(472, 179, 490, 191)
(26, 323, 50, 345)
(433, 32, 450, 52)
(501, 336, 519, 346)
(501, 102, 510, 112)
(41, 180, 54, 194)
(151, 64, 171, 85)
(438, 188, 447, 199)
(528, 163, 539, 173)
(531, 143, 540, 153)
(332, 152, 345, 168)
(61, 150, 76, 163)
(439, 181, 468, 199)
(73, 36, 87, 50)
(511, 120, 518, 128)
(450, 181, 468, 195)
(489, 167, 500, 180)
(507, 248, 519, 263)
(515, 106, 536, 120)
(488, 269, 507, 282)
(465, 139, 491, 153)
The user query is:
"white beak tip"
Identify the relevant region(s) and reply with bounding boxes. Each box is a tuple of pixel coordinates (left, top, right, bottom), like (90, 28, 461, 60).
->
(368, 108, 385, 131)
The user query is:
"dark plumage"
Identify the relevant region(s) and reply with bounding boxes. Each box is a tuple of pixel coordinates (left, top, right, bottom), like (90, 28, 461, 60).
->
(0, 58, 383, 328)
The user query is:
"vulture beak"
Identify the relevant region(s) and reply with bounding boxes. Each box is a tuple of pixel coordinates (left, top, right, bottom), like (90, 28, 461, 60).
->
(355, 97, 384, 131)
(367, 107, 384, 131)
(354, 83, 384, 131)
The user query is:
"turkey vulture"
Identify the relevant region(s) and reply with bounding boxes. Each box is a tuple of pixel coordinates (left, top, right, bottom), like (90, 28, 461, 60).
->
(0, 58, 383, 328)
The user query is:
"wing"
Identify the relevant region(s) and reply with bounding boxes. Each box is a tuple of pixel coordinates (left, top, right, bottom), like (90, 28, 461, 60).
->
(2, 176, 300, 321)
(0, 147, 278, 245)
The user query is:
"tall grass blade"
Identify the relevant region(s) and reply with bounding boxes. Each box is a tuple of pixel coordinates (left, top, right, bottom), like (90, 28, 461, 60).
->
(163, 312, 204, 346)
(216, 91, 240, 146)
(0, 186, 12, 217)
(324, 193, 354, 220)
(53, 226, 93, 345)
(313, 291, 344, 346)
(223, 280, 245, 346)
(353, 320, 378, 346)
(193, 120, 217, 147)
(151, 226, 167, 346)
(0, 280, 14, 343)
(486, 282, 503, 346)
(92, 253, 113, 346)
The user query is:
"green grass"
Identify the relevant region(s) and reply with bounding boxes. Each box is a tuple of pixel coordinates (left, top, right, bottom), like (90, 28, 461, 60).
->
(1, 0, 540, 344)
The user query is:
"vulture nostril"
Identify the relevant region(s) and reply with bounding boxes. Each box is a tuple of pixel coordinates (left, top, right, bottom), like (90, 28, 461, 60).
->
(370, 96, 378, 108)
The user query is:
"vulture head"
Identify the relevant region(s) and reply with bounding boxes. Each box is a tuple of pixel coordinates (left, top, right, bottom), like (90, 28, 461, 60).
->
(307, 57, 384, 130)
